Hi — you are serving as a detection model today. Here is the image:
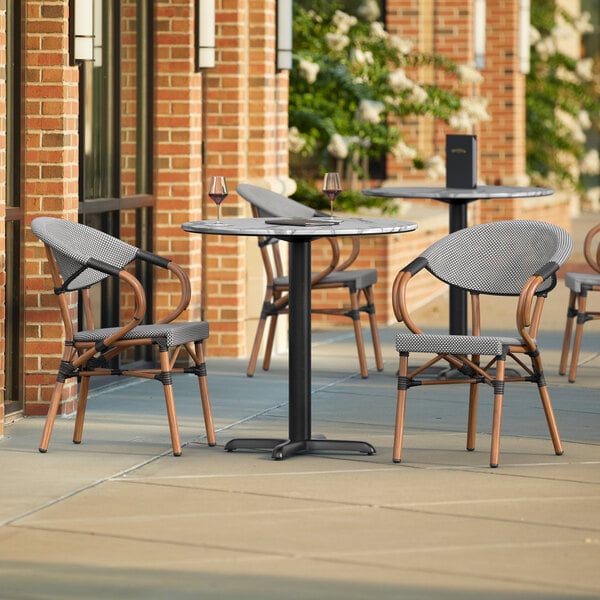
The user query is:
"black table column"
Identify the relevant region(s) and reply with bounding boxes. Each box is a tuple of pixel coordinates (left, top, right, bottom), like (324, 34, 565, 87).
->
(448, 201, 469, 335)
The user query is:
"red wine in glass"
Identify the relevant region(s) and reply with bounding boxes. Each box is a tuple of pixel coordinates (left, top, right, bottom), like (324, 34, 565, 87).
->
(208, 176, 228, 225)
(322, 172, 342, 219)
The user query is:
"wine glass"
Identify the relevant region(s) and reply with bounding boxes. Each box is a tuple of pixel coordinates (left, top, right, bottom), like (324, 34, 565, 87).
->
(322, 172, 342, 221)
(208, 176, 228, 226)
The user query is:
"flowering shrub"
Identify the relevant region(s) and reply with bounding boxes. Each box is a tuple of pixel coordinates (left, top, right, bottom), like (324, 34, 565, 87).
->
(289, 0, 488, 209)
(527, 0, 600, 197)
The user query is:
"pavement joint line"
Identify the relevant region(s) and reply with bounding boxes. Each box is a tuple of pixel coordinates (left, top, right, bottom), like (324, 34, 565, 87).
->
(0, 451, 171, 528)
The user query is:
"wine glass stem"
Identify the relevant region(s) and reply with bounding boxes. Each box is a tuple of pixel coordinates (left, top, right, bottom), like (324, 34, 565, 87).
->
(217, 203, 221, 223)
(330, 200, 334, 219)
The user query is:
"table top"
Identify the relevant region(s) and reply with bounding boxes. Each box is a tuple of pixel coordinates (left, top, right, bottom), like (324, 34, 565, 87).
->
(363, 185, 554, 202)
(182, 217, 418, 238)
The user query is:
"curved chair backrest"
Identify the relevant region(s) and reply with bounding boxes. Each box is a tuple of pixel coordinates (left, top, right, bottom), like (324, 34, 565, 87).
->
(31, 217, 139, 291)
(421, 220, 572, 296)
(583, 223, 600, 274)
(237, 184, 317, 218)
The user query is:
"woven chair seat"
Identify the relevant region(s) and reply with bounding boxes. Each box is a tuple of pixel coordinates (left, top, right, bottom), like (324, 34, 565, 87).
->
(395, 334, 523, 355)
(74, 322, 210, 347)
(564, 271, 600, 293)
(274, 268, 377, 290)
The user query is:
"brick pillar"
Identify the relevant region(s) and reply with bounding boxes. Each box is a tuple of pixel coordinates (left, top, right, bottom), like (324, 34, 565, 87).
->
(154, 0, 204, 331)
(23, 0, 80, 416)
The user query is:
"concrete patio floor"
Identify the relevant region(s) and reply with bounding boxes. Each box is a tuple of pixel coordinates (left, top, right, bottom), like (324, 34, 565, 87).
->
(1, 217, 599, 599)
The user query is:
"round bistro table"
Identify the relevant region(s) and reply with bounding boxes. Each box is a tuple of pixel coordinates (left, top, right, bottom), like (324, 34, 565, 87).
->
(182, 216, 418, 459)
(363, 185, 554, 335)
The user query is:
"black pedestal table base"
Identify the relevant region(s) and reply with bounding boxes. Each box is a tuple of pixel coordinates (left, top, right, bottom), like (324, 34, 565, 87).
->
(224, 437, 376, 459)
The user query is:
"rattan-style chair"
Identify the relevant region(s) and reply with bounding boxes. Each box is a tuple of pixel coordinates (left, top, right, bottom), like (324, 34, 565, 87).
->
(237, 184, 383, 379)
(391, 220, 572, 467)
(559, 223, 600, 382)
(31, 217, 216, 456)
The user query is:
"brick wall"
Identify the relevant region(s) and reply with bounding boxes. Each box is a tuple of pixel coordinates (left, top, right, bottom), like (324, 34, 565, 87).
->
(23, 0, 80, 416)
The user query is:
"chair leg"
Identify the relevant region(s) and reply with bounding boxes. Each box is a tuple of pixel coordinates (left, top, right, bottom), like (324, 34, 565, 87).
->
(159, 349, 182, 456)
(558, 290, 577, 378)
(567, 293, 588, 383)
(247, 313, 268, 377)
(194, 341, 216, 446)
(349, 289, 369, 378)
(364, 287, 384, 372)
(538, 384, 564, 456)
(39, 381, 65, 453)
(393, 353, 409, 463)
(466, 380, 478, 451)
(489, 357, 506, 468)
(532, 351, 564, 456)
(262, 314, 278, 372)
(72, 375, 90, 444)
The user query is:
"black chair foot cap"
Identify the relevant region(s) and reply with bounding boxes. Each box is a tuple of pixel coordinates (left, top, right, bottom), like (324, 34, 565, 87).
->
(73, 440, 81, 445)
(173, 452, 182, 457)
(393, 458, 401, 463)
(467, 447, 475, 452)
(556, 450, 564, 456)
(490, 463, 498, 468)
(38, 448, 47, 453)
(208, 442, 217, 447)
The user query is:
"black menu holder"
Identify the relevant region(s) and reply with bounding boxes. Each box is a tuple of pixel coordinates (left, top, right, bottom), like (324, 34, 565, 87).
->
(446, 134, 477, 189)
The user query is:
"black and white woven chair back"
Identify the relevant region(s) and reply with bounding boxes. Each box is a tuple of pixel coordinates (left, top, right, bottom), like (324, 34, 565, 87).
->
(422, 220, 573, 296)
(31, 217, 139, 291)
(237, 184, 317, 218)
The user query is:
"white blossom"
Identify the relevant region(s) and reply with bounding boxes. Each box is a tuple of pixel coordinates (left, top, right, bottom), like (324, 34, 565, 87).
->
(578, 110, 592, 130)
(555, 65, 579, 84)
(529, 26, 542, 46)
(391, 140, 417, 161)
(356, 99, 385, 124)
(576, 58, 594, 82)
(369, 21, 387, 40)
(299, 59, 320, 84)
(389, 34, 414, 55)
(325, 32, 350, 52)
(461, 96, 490, 122)
(448, 97, 490, 131)
(306, 10, 322, 23)
(584, 186, 600, 210)
(332, 10, 357, 35)
(535, 36, 557, 60)
(288, 127, 306, 154)
(388, 69, 414, 92)
(556, 108, 586, 143)
(351, 48, 374, 65)
(407, 85, 428, 105)
(574, 11, 594, 35)
(357, 0, 381, 22)
(457, 63, 484, 84)
(581, 149, 600, 175)
(327, 133, 349, 159)
(425, 154, 446, 179)
(449, 110, 474, 132)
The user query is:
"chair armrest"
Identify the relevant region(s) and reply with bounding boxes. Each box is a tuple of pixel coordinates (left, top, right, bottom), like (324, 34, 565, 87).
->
(516, 273, 548, 347)
(392, 257, 429, 334)
(156, 261, 192, 325)
(310, 237, 340, 285)
(335, 236, 360, 271)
